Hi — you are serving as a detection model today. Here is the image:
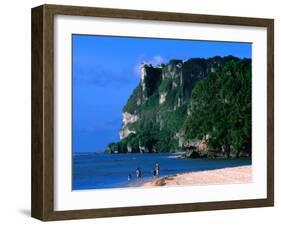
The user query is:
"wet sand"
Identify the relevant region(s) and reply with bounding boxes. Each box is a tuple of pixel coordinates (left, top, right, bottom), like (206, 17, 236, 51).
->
(141, 165, 252, 187)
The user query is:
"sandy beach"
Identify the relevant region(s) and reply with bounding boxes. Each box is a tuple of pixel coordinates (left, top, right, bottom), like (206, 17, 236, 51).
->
(141, 165, 252, 187)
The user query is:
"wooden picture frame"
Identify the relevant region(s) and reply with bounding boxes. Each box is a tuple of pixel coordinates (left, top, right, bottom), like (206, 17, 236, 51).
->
(31, 4, 274, 221)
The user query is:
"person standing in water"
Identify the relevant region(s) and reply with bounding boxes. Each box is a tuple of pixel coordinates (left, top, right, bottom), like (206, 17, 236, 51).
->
(155, 163, 160, 177)
(136, 167, 142, 180)
(152, 169, 157, 177)
(128, 174, 132, 181)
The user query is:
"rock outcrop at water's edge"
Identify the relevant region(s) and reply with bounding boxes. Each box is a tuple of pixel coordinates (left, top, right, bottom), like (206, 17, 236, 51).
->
(107, 56, 252, 158)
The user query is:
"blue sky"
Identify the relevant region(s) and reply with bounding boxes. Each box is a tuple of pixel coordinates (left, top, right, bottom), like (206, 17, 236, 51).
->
(72, 34, 252, 153)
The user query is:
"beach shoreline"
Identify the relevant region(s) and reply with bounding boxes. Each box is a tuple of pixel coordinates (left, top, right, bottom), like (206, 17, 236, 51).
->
(140, 165, 252, 187)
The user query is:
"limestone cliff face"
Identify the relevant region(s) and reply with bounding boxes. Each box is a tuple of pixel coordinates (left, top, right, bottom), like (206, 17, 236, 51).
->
(111, 56, 245, 154)
(119, 112, 138, 139)
(119, 57, 224, 140)
(159, 92, 167, 104)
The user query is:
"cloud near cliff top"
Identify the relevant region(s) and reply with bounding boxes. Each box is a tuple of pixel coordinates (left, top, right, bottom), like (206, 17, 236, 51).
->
(134, 55, 166, 77)
(151, 55, 165, 65)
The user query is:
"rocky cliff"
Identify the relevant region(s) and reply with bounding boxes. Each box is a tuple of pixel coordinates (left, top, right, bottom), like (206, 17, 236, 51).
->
(107, 56, 252, 158)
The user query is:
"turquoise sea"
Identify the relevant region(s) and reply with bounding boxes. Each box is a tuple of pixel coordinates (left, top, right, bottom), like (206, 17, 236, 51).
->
(72, 153, 251, 190)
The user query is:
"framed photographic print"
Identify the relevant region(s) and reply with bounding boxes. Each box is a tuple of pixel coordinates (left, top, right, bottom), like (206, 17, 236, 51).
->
(31, 4, 274, 221)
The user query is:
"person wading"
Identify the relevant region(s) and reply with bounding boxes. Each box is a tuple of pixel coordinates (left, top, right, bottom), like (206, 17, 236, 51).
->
(136, 167, 142, 180)
(155, 163, 160, 177)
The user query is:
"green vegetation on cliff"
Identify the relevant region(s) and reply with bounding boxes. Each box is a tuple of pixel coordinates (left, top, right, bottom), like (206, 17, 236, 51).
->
(107, 56, 252, 158)
(183, 59, 251, 158)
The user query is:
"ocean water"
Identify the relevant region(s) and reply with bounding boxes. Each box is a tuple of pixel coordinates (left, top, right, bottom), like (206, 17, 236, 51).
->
(72, 153, 251, 190)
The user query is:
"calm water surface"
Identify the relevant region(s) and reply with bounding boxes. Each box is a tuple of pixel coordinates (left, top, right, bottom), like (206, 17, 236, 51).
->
(72, 153, 251, 190)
